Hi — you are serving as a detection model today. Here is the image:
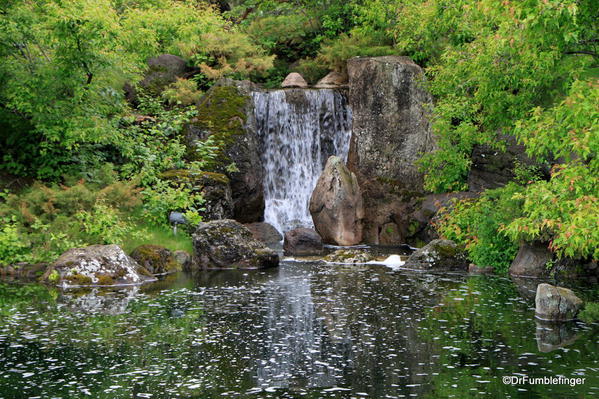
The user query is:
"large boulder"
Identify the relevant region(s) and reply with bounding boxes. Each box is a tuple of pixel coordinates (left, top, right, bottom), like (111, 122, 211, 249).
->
(130, 245, 181, 275)
(509, 242, 552, 278)
(192, 219, 279, 269)
(281, 72, 308, 88)
(184, 80, 264, 223)
(42, 245, 155, 287)
(346, 56, 435, 244)
(244, 222, 282, 245)
(140, 54, 188, 95)
(310, 156, 364, 246)
(535, 283, 583, 321)
(403, 239, 468, 271)
(283, 228, 323, 256)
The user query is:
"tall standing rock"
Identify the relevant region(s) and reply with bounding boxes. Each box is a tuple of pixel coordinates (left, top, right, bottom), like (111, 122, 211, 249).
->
(346, 56, 435, 244)
(309, 156, 363, 246)
(184, 79, 265, 222)
(535, 283, 583, 321)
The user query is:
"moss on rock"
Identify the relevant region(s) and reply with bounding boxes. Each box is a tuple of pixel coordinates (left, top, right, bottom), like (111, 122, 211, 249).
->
(130, 244, 181, 275)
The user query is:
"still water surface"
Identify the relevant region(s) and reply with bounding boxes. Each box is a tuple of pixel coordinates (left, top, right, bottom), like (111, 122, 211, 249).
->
(0, 257, 597, 398)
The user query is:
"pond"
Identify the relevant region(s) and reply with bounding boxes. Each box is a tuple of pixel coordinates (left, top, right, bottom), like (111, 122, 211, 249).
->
(0, 255, 597, 398)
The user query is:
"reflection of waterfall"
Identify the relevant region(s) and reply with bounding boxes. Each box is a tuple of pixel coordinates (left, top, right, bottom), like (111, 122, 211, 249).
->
(253, 89, 352, 234)
(256, 270, 345, 389)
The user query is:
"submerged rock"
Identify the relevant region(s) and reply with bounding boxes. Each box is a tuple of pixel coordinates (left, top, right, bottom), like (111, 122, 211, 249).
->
(325, 249, 375, 264)
(281, 72, 308, 88)
(244, 222, 283, 245)
(535, 283, 583, 321)
(42, 245, 155, 287)
(468, 264, 495, 275)
(403, 239, 468, 271)
(283, 228, 323, 256)
(509, 242, 552, 278)
(310, 156, 364, 246)
(192, 219, 279, 269)
(130, 244, 181, 275)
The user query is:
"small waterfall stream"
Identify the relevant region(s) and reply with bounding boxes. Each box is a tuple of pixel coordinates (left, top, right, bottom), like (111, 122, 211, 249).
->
(253, 89, 352, 234)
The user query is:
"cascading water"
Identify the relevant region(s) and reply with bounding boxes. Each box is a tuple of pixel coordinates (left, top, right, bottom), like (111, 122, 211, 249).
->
(253, 89, 352, 235)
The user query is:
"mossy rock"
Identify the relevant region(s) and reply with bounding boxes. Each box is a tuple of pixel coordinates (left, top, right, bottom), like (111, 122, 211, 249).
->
(130, 244, 181, 275)
(404, 239, 468, 271)
(325, 249, 375, 264)
(185, 86, 249, 163)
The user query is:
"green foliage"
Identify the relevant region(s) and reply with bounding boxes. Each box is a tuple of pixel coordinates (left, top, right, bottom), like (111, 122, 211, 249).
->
(503, 80, 599, 260)
(0, 216, 32, 265)
(162, 78, 203, 106)
(140, 180, 203, 228)
(579, 302, 599, 323)
(435, 184, 523, 272)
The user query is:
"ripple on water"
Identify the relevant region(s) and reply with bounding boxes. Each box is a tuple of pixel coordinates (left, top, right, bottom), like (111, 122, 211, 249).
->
(0, 261, 597, 398)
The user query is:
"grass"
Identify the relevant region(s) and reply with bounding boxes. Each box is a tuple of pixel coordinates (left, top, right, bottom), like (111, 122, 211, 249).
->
(122, 224, 194, 254)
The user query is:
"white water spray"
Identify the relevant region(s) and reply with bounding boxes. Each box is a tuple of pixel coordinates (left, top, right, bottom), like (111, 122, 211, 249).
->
(253, 89, 351, 235)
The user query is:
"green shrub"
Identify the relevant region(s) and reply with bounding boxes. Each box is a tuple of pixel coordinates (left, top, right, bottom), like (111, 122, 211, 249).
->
(435, 184, 523, 273)
(579, 302, 599, 323)
(0, 217, 32, 265)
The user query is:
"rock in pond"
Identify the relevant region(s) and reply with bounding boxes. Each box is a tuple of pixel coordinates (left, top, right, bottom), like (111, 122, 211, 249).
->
(325, 249, 375, 264)
(130, 244, 181, 275)
(403, 239, 468, 271)
(174, 250, 192, 272)
(244, 222, 283, 245)
(283, 228, 323, 256)
(41, 245, 155, 287)
(509, 242, 552, 278)
(310, 156, 364, 246)
(535, 283, 583, 321)
(192, 219, 279, 269)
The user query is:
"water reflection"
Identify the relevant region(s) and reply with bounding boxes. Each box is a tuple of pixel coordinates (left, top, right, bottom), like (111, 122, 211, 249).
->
(0, 261, 597, 398)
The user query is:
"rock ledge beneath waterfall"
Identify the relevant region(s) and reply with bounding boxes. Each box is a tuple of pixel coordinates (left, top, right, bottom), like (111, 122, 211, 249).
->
(192, 219, 279, 269)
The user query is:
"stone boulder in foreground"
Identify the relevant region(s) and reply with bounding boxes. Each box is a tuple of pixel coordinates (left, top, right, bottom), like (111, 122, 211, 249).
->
(535, 283, 583, 321)
(192, 219, 279, 269)
(42, 245, 155, 287)
(310, 156, 364, 246)
(403, 239, 468, 271)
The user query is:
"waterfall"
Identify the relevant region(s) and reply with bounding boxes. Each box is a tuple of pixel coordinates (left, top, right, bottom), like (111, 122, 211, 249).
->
(253, 89, 352, 235)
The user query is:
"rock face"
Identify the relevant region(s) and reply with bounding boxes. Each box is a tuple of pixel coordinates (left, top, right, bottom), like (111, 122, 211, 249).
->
(509, 242, 552, 278)
(244, 222, 282, 245)
(130, 245, 181, 275)
(347, 56, 435, 191)
(184, 80, 264, 223)
(346, 56, 436, 244)
(403, 239, 468, 271)
(314, 71, 348, 88)
(192, 219, 279, 269)
(535, 283, 583, 321)
(281, 72, 308, 88)
(468, 134, 544, 192)
(283, 228, 323, 256)
(42, 245, 155, 287)
(310, 156, 364, 246)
